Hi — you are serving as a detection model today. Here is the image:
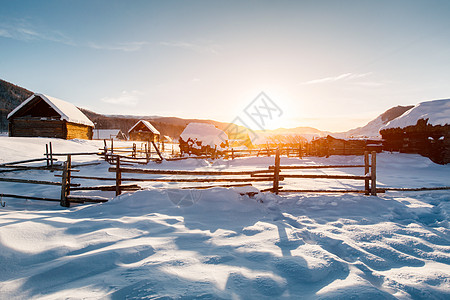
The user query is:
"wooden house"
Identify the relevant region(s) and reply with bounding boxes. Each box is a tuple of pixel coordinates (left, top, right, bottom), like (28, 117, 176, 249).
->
(179, 122, 229, 156)
(381, 120, 450, 164)
(380, 99, 449, 164)
(7, 93, 94, 140)
(93, 129, 127, 140)
(309, 135, 382, 157)
(128, 120, 160, 142)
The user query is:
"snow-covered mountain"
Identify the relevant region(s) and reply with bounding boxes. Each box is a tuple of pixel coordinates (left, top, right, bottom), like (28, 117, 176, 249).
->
(381, 98, 450, 130)
(334, 105, 414, 139)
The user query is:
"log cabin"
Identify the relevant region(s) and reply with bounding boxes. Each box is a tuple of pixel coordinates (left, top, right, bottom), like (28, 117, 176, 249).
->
(309, 135, 382, 157)
(380, 99, 449, 164)
(93, 129, 127, 140)
(7, 93, 94, 139)
(128, 120, 160, 142)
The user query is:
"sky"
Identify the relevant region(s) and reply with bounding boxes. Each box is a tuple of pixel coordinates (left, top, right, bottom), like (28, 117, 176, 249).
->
(1, 0, 450, 132)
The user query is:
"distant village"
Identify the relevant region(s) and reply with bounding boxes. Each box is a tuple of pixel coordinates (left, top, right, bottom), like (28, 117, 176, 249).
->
(5, 92, 450, 165)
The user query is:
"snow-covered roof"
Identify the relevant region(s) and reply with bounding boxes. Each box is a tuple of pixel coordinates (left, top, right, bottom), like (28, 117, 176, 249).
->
(180, 122, 228, 148)
(128, 120, 160, 135)
(382, 99, 450, 130)
(7, 93, 94, 127)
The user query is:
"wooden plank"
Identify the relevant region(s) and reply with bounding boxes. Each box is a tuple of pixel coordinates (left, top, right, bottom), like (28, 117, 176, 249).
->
(71, 184, 140, 191)
(108, 167, 273, 176)
(66, 196, 109, 203)
(0, 177, 78, 186)
(152, 141, 164, 161)
(279, 189, 386, 193)
(364, 151, 370, 195)
(0, 164, 63, 170)
(383, 187, 450, 191)
(115, 156, 122, 196)
(0, 193, 60, 202)
(0, 157, 57, 167)
(181, 183, 253, 190)
(273, 149, 281, 194)
(269, 164, 368, 170)
(371, 151, 377, 196)
(50, 152, 102, 156)
(277, 174, 370, 180)
(113, 177, 277, 183)
(60, 161, 70, 207)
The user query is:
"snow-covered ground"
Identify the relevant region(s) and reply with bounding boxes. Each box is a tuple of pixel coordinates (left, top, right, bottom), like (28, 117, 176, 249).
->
(0, 137, 449, 299)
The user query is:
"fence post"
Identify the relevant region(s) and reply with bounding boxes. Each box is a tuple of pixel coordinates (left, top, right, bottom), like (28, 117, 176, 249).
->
(371, 151, 377, 196)
(60, 160, 70, 207)
(272, 149, 281, 194)
(111, 138, 114, 157)
(364, 151, 370, 195)
(67, 155, 72, 199)
(115, 156, 122, 196)
(231, 148, 235, 160)
(45, 144, 49, 167)
(132, 143, 136, 158)
(152, 141, 164, 161)
(49, 142, 54, 171)
(103, 139, 108, 162)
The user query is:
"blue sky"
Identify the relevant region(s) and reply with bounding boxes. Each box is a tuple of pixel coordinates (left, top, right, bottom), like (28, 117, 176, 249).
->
(1, 0, 450, 131)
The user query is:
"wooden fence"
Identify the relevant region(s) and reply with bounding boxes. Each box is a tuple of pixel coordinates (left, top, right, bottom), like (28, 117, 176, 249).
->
(101, 139, 164, 164)
(3, 145, 450, 208)
(266, 150, 378, 195)
(62, 150, 378, 197)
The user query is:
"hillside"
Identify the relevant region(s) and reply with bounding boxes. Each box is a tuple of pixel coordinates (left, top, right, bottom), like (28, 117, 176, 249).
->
(382, 98, 450, 130)
(0, 79, 33, 131)
(80, 108, 238, 139)
(336, 105, 414, 139)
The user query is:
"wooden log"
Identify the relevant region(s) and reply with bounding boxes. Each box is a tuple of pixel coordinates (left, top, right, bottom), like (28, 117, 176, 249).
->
(278, 189, 386, 193)
(71, 184, 140, 191)
(364, 151, 370, 195)
(273, 149, 281, 194)
(0, 157, 58, 167)
(0, 164, 62, 170)
(66, 195, 109, 203)
(0, 177, 78, 186)
(276, 174, 370, 180)
(67, 155, 72, 200)
(0, 193, 60, 202)
(108, 167, 274, 176)
(46, 144, 49, 167)
(181, 183, 253, 190)
(115, 156, 122, 196)
(60, 161, 70, 207)
(269, 164, 368, 170)
(371, 151, 377, 196)
(50, 152, 102, 156)
(104, 177, 277, 183)
(152, 141, 164, 161)
(383, 186, 450, 191)
(50, 142, 53, 170)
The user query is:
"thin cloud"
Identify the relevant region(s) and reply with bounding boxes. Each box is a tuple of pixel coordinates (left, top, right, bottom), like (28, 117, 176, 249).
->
(88, 41, 148, 52)
(302, 72, 372, 85)
(0, 19, 74, 45)
(101, 90, 143, 106)
(160, 40, 221, 54)
(0, 18, 146, 52)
